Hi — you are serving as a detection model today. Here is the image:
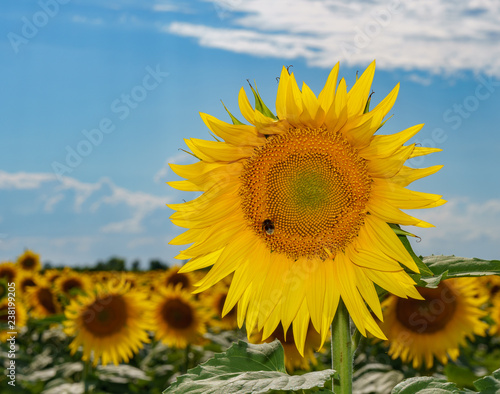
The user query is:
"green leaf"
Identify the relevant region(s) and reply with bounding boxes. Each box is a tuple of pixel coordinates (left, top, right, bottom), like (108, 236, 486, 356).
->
(221, 100, 245, 125)
(247, 81, 278, 120)
(164, 340, 335, 394)
(412, 271, 448, 289)
(473, 368, 500, 393)
(391, 376, 469, 393)
(389, 224, 433, 277)
(28, 314, 66, 326)
(353, 364, 404, 394)
(422, 255, 500, 278)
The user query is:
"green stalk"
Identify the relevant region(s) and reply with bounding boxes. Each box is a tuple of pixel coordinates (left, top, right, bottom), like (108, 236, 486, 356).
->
(331, 299, 352, 394)
(184, 344, 191, 373)
(83, 360, 91, 393)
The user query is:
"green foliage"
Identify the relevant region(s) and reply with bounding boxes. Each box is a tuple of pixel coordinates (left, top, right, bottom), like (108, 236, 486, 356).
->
(392, 369, 500, 393)
(391, 377, 466, 393)
(164, 340, 335, 394)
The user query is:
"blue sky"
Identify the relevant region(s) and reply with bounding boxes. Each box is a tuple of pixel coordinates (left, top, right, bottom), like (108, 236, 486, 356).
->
(1, 0, 500, 267)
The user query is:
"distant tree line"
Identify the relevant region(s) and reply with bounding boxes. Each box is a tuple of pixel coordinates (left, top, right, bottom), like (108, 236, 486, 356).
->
(42, 256, 178, 272)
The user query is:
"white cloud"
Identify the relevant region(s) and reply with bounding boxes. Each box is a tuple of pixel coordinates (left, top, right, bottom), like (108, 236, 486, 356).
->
(0, 171, 55, 189)
(72, 15, 104, 25)
(166, 0, 500, 78)
(404, 197, 500, 260)
(154, 152, 195, 184)
(0, 171, 171, 235)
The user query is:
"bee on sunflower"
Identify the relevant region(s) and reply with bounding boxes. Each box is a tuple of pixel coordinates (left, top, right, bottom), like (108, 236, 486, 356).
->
(168, 61, 445, 353)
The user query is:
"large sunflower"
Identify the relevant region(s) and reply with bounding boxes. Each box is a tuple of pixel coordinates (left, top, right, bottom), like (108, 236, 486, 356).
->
(379, 278, 488, 369)
(151, 284, 208, 349)
(168, 61, 445, 351)
(16, 250, 42, 272)
(64, 280, 151, 366)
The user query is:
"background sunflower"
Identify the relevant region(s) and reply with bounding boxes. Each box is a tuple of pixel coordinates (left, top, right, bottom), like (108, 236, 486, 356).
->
(378, 277, 489, 369)
(64, 280, 152, 366)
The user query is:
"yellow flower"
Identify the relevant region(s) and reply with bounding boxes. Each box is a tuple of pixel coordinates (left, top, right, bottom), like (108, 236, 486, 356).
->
(0, 298, 28, 342)
(168, 61, 445, 353)
(0, 262, 18, 283)
(479, 274, 500, 300)
(151, 284, 208, 349)
(379, 278, 488, 369)
(26, 280, 62, 318)
(208, 282, 238, 331)
(44, 269, 63, 283)
(489, 295, 500, 335)
(64, 280, 151, 366)
(55, 269, 91, 298)
(250, 322, 324, 372)
(17, 271, 40, 296)
(16, 250, 42, 272)
(157, 265, 197, 293)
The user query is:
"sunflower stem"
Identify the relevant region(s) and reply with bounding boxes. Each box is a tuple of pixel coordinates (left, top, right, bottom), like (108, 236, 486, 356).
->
(82, 360, 91, 393)
(331, 299, 352, 394)
(351, 328, 363, 356)
(184, 344, 191, 373)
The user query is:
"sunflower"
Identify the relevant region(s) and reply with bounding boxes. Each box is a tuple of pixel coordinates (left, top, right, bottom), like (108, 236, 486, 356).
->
(157, 265, 196, 293)
(16, 250, 42, 272)
(488, 295, 500, 336)
(55, 270, 91, 298)
(479, 274, 500, 300)
(17, 271, 40, 296)
(44, 269, 62, 283)
(379, 278, 488, 369)
(0, 279, 7, 300)
(26, 280, 62, 318)
(0, 298, 28, 342)
(0, 262, 18, 283)
(208, 283, 238, 331)
(64, 280, 151, 366)
(250, 321, 324, 372)
(168, 61, 445, 352)
(151, 284, 208, 349)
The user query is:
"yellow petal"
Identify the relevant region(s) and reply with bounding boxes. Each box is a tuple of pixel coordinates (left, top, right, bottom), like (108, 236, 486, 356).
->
(200, 112, 263, 147)
(292, 300, 310, 356)
(325, 78, 348, 132)
(391, 165, 444, 187)
(367, 197, 435, 228)
(347, 60, 376, 118)
(318, 62, 339, 112)
(362, 215, 419, 272)
(238, 87, 255, 124)
(359, 124, 423, 159)
(178, 248, 224, 273)
(367, 144, 414, 178)
(306, 259, 326, 333)
(186, 138, 254, 163)
(276, 66, 291, 120)
(410, 147, 442, 158)
(285, 72, 303, 125)
(299, 81, 323, 127)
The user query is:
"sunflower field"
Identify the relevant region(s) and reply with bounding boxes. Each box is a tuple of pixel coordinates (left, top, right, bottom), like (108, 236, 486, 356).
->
(1, 249, 500, 394)
(2, 63, 500, 394)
